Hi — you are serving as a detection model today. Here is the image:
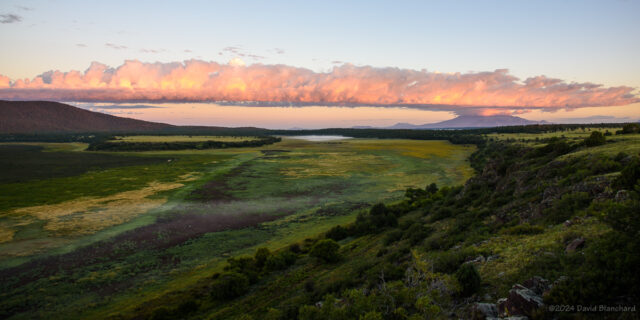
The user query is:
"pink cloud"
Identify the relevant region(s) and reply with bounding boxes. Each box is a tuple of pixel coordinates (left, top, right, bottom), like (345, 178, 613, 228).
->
(0, 60, 637, 115)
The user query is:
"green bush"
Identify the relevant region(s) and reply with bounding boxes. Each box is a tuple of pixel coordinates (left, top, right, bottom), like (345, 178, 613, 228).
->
(613, 156, 640, 190)
(584, 131, 606, 147)
(403, 223, 431, 245)
(455, 264, 481, 297)
(353, 203, 397, 235)
(430, 248, 475, 274)
(310, 239, 341, 263)
(326, 225, 349, 241)
(211, 272, 250, 300)
(265, 251, 297, 271)
(384, 229, 403, 245)
(619, 123, 640, 134)
(543, 192, 591, 224)
(254, 248, 271, 269)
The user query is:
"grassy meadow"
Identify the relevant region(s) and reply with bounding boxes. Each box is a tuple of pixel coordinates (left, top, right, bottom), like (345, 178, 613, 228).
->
(0, 136, 475, 319)
(110, 135, 261, 143)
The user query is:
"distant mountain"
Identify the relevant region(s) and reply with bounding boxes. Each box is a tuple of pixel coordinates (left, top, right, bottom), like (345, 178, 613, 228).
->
(0, 100, 172, 134)
(387, 115, 546, 129)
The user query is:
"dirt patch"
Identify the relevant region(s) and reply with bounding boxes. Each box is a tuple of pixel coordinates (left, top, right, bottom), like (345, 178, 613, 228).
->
(0, 211, 281, 290)
(188, 163, 250, 202)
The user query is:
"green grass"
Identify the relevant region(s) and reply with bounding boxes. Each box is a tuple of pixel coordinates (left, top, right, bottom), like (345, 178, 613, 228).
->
(0, 144, 164, 184)
(111, 135, 261, 143)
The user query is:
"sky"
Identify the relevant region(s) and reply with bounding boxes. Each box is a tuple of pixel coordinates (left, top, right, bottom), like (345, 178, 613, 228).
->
(1, 0, 639, 128)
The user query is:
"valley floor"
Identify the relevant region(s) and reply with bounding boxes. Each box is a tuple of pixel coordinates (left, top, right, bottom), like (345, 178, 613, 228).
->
(0, 137, 475, 319)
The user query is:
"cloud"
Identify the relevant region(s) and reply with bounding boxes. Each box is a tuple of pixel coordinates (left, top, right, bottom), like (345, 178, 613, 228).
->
(105, 43, 127, 50)
(0, 60, 637, 115)
(74, 103, 163, 109)
(15, 6, 33, 11)
(0, 14, 21, 24)
(140, 48, 165, 54)
(76, 43, 87, 48)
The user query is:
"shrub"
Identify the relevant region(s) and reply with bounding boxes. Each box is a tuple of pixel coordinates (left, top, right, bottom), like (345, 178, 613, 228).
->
(426, 182, 438, 194)
(612, 156, 640, 190)
(211, 272, 250, 300)
(254, 248, 271, 269)
(455, 264, 481, 297)
(326, 225, 349, 241)
(619, 123, 640, 134)
(265, 251, 297, 271)
(176, 299, 199, 315)
(310, 239, 341, 263)
(265, 254, 287, 271)
(430, 249, 473, 274)
(403, 223, 431, 245)
(584, 131, 606, 147)
(405, 187, 427, 202)
(264, 308, 283, 320)
(288, 243, 301, 253)
(353, 203, 397, 235)
(384, 229, 403, 245)
(225, 257, 259, 283)
(543, 192, 591, 224)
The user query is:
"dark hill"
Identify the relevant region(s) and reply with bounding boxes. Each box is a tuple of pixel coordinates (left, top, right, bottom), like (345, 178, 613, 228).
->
(0, 100, 172, 133)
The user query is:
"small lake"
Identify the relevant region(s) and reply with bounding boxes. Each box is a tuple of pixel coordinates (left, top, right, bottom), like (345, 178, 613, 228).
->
(287, 135, 353, 142)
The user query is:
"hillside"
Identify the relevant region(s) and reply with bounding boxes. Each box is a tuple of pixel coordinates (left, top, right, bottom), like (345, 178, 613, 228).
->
(127, 131, 638, 319)
(0, 100, 172, 133)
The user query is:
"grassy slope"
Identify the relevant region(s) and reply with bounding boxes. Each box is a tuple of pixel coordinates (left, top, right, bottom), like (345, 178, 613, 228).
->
(121, 131, 638, 320)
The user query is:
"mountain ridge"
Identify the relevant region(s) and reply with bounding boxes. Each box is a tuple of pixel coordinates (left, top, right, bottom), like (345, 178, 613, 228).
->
(0, 100, 173, 134)
(386, 115, 547, 129)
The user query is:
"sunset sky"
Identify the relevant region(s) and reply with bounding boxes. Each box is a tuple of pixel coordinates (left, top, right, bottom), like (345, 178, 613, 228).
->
(1, 0, 639, 128)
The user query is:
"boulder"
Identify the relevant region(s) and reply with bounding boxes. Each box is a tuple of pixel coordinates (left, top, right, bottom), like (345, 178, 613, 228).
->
(522, 276, 551, 295)
(565, 238, 585, 253)
(465, 255, 486, 264)
(498, 284, 544, 317)
(472, 302, 498, 319)
(615, 190, 630, 202)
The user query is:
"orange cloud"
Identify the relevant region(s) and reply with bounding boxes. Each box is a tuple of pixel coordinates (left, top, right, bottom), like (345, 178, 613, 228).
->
(0, 60, 637, 115)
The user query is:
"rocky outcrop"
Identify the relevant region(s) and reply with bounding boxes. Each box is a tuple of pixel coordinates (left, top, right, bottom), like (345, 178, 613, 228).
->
(495, 276, 551, 318)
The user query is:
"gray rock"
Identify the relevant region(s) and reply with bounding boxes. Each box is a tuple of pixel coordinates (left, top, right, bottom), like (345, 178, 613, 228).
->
(522, 276, 550, 295)
(615, 190, 630, 201)
(473, 303, 498, 319)
(565, 238, 585, 253)
(465, 255, 486, 264)
(498, 284, 544, 317)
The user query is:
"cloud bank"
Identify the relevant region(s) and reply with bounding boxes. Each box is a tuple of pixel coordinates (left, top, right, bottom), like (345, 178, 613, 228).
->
(0, 14, 22, 24)
(0, 59, 637, 115)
